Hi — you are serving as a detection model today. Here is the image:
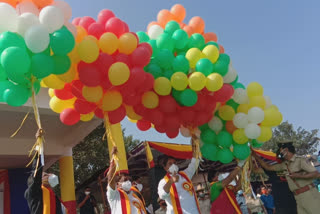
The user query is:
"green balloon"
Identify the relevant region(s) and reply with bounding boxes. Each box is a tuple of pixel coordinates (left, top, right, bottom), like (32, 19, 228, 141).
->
(172, 55, 189, 74)
(6, 70, 31, 85)
(199, 123, 209, 132)
(231, 75, 239, 86)
(196, 58, 213, 76)
(163, 70, 174, 80)
(0, 65, 7, 80)
(1, 47, 31, 75)
(217, 131, 233, 148)
(206, 41, 219, 50)
(147, 63, 162, 79)
(33, 79, 41, 95)
(31, 53, 54, 79)
(218, 53, 230, 64)
(0, 32, 26, 54)
(217, 148, 234, 164)
(0, 80, 14, 102)
(136, 31, 150, 43)
(233, 143, 251, 160)
(226, 99, 239, 111)
(147, 40, 159, 56)
(251, 139, 263, 148)
(155, 49, 174, 70)
(50, 28, 75, 56)
(200, 129, 217, 144)
(52, 55, 71, 75)
(212, 59, 228, 76)
(165, 21, 180, 35)
(172, 29, 189, 49)
(156, 33, 174, 51)
(201, 143, 218, 161)
(176, 51, 186, 56)
(232, 82, 245, 89)
(179, 89, 198, 107)
(3, 84, 30, 106)
(188, 33, 205, 49)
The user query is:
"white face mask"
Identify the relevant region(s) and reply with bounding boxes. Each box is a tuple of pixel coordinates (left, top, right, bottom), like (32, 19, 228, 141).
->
(121, 181, 132, 192)
(48, 174, 59, 188)
(136, 183, 143, 192)
(85, 191, 90, 195)
(168, 164, 179, 174)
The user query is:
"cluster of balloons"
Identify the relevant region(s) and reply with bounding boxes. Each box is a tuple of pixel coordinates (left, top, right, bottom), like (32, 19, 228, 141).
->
(200, 82, 283, 163)
(47, 9, 153, 125)
(0, 0, 74, 107)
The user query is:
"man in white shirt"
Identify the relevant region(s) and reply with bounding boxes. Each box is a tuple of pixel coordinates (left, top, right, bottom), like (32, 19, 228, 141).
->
(106, 147, 147, 214)
(157, 153, 200, 214)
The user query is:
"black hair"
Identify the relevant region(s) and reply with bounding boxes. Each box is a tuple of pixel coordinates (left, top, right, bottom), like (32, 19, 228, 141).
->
(132, 175, 140, 181)
(279, 143, 296, 154)
(85, 186, 91, 189)
(162, 156, 177, 168)
(207, 169, 218, 182)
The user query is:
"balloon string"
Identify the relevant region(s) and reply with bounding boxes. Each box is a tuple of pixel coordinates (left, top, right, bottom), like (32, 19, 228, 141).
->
(10, 111, 30, 138)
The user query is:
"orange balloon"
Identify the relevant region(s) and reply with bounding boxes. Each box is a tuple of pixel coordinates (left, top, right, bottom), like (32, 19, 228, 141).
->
(147, 21, 159, 31)
(157, 9, 173, 28)
(32, 0, 53, 8)
(219, 44, 225, 53)
(183, 25, 194, 37)
(188, 16, 205, 34)
(1, 0, 17, 7)
(170, 4, 186, 23)
(226, 121, 237, 134)
(204, 32, 218, 43)
(180, 22, 186, 29)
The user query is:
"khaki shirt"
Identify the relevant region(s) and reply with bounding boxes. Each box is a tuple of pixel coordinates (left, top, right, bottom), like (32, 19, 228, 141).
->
(273, 155, 316, 191)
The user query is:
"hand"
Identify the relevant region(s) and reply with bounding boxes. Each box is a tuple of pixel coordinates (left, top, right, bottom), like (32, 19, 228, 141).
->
(289, 172, 301, 178)
(85, 194, 90, 200)
(171, 172, 179, 183)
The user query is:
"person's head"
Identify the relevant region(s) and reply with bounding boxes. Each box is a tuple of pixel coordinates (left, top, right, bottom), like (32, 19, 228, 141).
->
(207, 169, 219, 183)
(158, 198, 167, 209)
(278, 141, 295, 160)
(42, 172, 59, 188)
(261, 186, 267, 195)
(162, 156, 178, 174)
(84, 187, 91, 195)
(267, 188, 272, 195)
(132, 175, 143, 192)
(117, 174, 132, 193)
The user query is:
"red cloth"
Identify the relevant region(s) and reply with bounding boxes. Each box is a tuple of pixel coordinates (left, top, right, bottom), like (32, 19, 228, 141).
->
(210, 188, 242, 214)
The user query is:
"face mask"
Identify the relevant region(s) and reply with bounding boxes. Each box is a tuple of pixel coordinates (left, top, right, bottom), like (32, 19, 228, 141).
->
(168, 164, 179, 174)
(48, 174, 59, 188)
(136, 183, 143, 192)
(85, 191, 90, 195)
(121, 181, 132, 192)
(198, 193, 205, 198)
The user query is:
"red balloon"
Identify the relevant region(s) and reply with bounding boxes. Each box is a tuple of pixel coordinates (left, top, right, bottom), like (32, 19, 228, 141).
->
(79, 16, 96, 31)
(123, 93, 141, 106)
(94, 108, 104, 119)
(166, 129, 179, 139)
(78, 62, 101, 87)
(54, 84, 74, 100)
(97, 9, 115, 25)
(88, 23, 105, 39)
(147, 109, 164, 125)
(136, 73, 154, 93)
(108, 105, 126, 124)
(133, 104, 147, 117)
(179, 109, 195, 125)
(155, 124, 166, 133)
(164, 116, 180, 131)
(71, 80, 84, 99)
(130, 46, 152, 67)
(123, 22, 129, 33)
(138, 43, 152, 55)
(60, 108, 80, 126)
(105, 17, 125, 37)
(159, 96, 177, 113)
(194, 111, 211, 126)
(193, 94, 207, 112)
(94, 53, 114, 73)
(214, 84, 234, 103)
(137, 120, 151, 131)
(72, 17, 81, 25)
(74, 99, 96, 114)
(130, 67, 146, 89)
(114, 53, 131, 67)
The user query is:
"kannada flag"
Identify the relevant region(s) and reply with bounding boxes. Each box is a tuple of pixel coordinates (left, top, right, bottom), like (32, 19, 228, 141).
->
(145, 141, 155, 168)
(146, 141, 193, 160)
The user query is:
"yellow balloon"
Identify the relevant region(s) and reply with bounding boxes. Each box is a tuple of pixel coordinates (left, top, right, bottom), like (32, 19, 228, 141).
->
(57, 64, 76, 83)
(82, 86, 103, 103)
(125, 105, 142, 120)
(119, 33, 138, 54)
(102, 91, 123, 111)
(40, 80, 48, 88)
(77, 37, 99, 63)
(247, 82, 263, 97)
(43, 74, 65, 89)
(99, 32, 119, 54)
(257, 126, 272, 142)
(261, 108, 283, 127)
(186, 48, 201, 68)
(86, 35, 99, 46)
(48, 88, 55, 97)
(154, 77, 172, 95)
(49, 96, 75, 113)
(202, 45, 219, 63)
(233, 129, 249, 144)
(218, 105, 235, 121)
(170, 72, 188, 90)
(249, 96, 266, 109)
(108, 62, 130, 86)
(128, 118, 137, 123)
(188, 72, 206, 91)
(237, 104, 250, 114)
(75, 26, 87, 43)
(68, 45, 80, 64)
(142, 91, 159, 109)
(80, 112, 95, 122)
(206, 73, 223, 92)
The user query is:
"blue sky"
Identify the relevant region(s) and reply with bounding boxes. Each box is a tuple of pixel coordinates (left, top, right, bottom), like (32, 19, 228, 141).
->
(67, 0, 320, 144)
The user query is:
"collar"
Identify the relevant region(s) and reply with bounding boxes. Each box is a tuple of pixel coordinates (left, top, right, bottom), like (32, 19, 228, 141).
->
(288, 154, 296, 162)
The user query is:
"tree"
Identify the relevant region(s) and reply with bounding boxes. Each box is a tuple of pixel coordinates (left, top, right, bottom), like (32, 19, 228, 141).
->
(261, 121, 320, 155)
(48, 122, 141, 187)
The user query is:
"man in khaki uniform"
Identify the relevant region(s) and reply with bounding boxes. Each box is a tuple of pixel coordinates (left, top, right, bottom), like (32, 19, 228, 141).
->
(252, 141, 320, 214)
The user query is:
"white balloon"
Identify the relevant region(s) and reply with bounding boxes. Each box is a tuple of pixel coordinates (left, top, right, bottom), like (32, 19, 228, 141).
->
(148, 25, 163, 40)
(208, 116, 223, 133)
(25, 24, 49, 53)
(264, 95, 272, 108)
(180, 126, 191, 137)
(65, 22, 77, 38)
(16, 13, 40, 36)
(39, 6, 64, 33)
(52, 0, 72, 22)
(247, 107, 264, 124)
(233, 113, 249, 129)
(0, 3, 18, 33)
(16, 1, 39, 16)
(232, 88, 249, 104)
(223, 65, 238, 83)
(245, 123, 261, 139)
